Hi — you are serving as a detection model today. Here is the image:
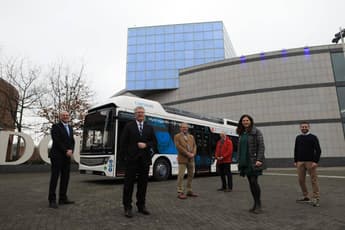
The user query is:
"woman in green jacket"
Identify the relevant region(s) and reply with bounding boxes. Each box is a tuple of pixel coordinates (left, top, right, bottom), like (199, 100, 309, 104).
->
(237, 114, 266, 214)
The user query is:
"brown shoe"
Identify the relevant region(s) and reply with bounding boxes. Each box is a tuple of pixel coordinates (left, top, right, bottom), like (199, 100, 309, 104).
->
(187, 192, 198, 197)
(177, 193, 187, 199)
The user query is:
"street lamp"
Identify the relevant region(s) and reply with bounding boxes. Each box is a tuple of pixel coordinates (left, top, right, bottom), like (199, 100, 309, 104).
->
(332, 27, 345, 58)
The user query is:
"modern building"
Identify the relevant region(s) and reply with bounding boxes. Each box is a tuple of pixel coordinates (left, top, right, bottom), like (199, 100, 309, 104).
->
(126, 21, 236, 93)
(144, 44, 345, 166)
(0, 78, 18, 131)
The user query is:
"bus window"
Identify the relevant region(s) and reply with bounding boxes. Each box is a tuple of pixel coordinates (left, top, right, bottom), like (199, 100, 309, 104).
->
(82, 108, 115, 154)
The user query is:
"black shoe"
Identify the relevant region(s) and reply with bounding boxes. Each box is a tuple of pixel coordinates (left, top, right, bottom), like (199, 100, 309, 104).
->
(217, 188, 225, 191)
(49, 202, 58, 209)
(138, 207, 150, 215)
(124, 208, 133, 218)
(59, 199, 75, 205)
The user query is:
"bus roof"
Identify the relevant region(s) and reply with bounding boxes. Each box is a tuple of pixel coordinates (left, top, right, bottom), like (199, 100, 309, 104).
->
(89, 95, 238, 133)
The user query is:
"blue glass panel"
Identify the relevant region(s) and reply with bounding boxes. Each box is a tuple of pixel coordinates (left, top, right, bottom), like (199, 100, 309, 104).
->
(145, 62, 155, 70)
(127, 63, 136, 71)
(165, 51, 175, 60)
(127, 29, 137, 37)
(213, 22, 223, 30)
(136, 36, 145, 44)
(194, 50, 204, 58)
(194, 32, 203, 40)
(146, 53, 155, 62)
(165, 79, 177, 88)
(156, 80, 165, 88)
(203, 23, 213, 31)
(185, 59, 194, 67)
(205, 57, 216, 63)
(204, 31, 214, 40)
(165, 61, 175, 69)
(164, 26, 174, 34)
(174, 33, 184, 42)
(127, 71, 135, 80)
(127, 54, 136, 62)
(184, 33, 194, 41)
(175, 51, 184, 59)
(214, 49, 224, 57)
(193, 23, 204, 32)
(135, 81, 145, 89)
(174, 25, 183, 33)
(185, 41, 194, 49)
(166, 70, 177, 78)
(204, 49, 214, 58)
(146, 27, 155, 35)
(146, 80, 156, 89)
(155, 35, 164, 43)
(155, 43, 165, 52)
(146, 35, 155, 44)
(154, 27, 165, 35)
(127, 45, 137, 54)
(136, 28, 146, 36)
(146, 71, 154, 79)
(135, 62, 145, 71)
(128, 37, 136, 45)
(185, 50, 194, 59)
(204, 40, 214, 49)
(214, 39, 224, 48)
(175, 60, 184, 69)
(194, 41, 204, 49)
(136, 53, 145, 62)
(156, 61, 165, 70)
(155, 52, 165, 61)
(213, 30, 223, 39)
(194, 59, 204, 65)
(137, 45, 145, 53)
(183, 24, 194, 32)
(145, 44, 155, 52)
(165, 34, 174, 42)
(165, 43, 174, 51)
(174, 42, 184, 51)
(126, 81, 135, 90)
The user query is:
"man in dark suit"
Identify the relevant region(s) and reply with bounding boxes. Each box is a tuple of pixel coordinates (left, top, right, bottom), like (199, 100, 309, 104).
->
(120, 106, 157, 218)
(48, 111, 75, 209)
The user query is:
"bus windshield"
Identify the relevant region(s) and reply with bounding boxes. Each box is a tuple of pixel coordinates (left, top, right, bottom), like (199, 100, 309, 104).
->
(81, 107, 115, 154)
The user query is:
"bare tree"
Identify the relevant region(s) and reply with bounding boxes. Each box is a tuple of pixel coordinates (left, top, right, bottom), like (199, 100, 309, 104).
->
(0, 58, 45, 132)
(38, 63, 92, 134)
(0, 58, 45, 159)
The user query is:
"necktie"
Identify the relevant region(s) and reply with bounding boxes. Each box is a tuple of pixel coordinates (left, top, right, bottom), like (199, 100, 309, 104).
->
(139, 123, 143, 136)
(65, 124, 70, 136)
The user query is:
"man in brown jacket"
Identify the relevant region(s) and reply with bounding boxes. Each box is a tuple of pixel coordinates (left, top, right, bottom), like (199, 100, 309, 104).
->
(174, 123, 198, 199)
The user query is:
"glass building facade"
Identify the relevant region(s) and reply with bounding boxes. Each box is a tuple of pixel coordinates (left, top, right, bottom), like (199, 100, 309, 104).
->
(331, 52, 345, 136)
(126, 21, 236, 91)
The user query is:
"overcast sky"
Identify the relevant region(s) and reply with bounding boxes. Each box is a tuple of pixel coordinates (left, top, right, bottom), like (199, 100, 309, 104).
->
(1, 0, 344, 102)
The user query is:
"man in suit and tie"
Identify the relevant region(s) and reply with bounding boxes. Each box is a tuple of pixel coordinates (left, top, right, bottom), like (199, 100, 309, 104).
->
(48, 111, 75, 209)
(120, 106, 157, 218)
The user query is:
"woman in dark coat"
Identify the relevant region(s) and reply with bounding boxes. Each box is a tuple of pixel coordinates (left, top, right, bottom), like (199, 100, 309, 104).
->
(237, 114, 266, 214)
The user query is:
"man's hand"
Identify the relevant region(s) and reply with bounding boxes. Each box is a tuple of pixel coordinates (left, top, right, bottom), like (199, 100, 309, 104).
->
(66, 149, 73, 157)
(137, 142, 147, 149)
(255, 161, 262, 167)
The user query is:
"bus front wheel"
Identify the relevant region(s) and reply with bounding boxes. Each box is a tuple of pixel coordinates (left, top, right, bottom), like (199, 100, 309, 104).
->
(153, 158, 170, 181)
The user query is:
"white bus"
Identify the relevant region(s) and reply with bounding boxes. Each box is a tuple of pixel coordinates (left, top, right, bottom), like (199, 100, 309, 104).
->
(79, 96, 238, 180)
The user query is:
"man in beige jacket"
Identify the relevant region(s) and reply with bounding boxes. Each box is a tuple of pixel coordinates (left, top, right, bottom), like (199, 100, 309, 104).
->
(174, 123, 198, 199)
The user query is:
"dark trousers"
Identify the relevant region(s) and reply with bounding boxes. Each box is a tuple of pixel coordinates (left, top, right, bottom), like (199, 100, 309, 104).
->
(218, 163, 233, 189)
(48, 157, 71, 202)
(122, 158, 150, 210)
(247, 175, 261, 209)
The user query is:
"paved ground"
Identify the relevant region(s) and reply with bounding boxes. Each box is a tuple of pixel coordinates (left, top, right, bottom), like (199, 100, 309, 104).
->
(0, 167, 345, 230)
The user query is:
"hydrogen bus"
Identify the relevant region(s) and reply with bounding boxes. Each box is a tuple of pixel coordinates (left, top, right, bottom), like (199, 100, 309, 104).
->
(79, 96, 238, 181)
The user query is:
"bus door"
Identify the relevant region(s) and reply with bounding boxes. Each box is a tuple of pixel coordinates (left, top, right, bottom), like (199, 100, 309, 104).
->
(192, 125, 211, 173)
(115, 111, 134, 177)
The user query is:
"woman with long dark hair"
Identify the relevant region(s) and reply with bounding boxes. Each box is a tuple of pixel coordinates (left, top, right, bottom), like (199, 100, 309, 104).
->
(237, 114, 266, 214)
